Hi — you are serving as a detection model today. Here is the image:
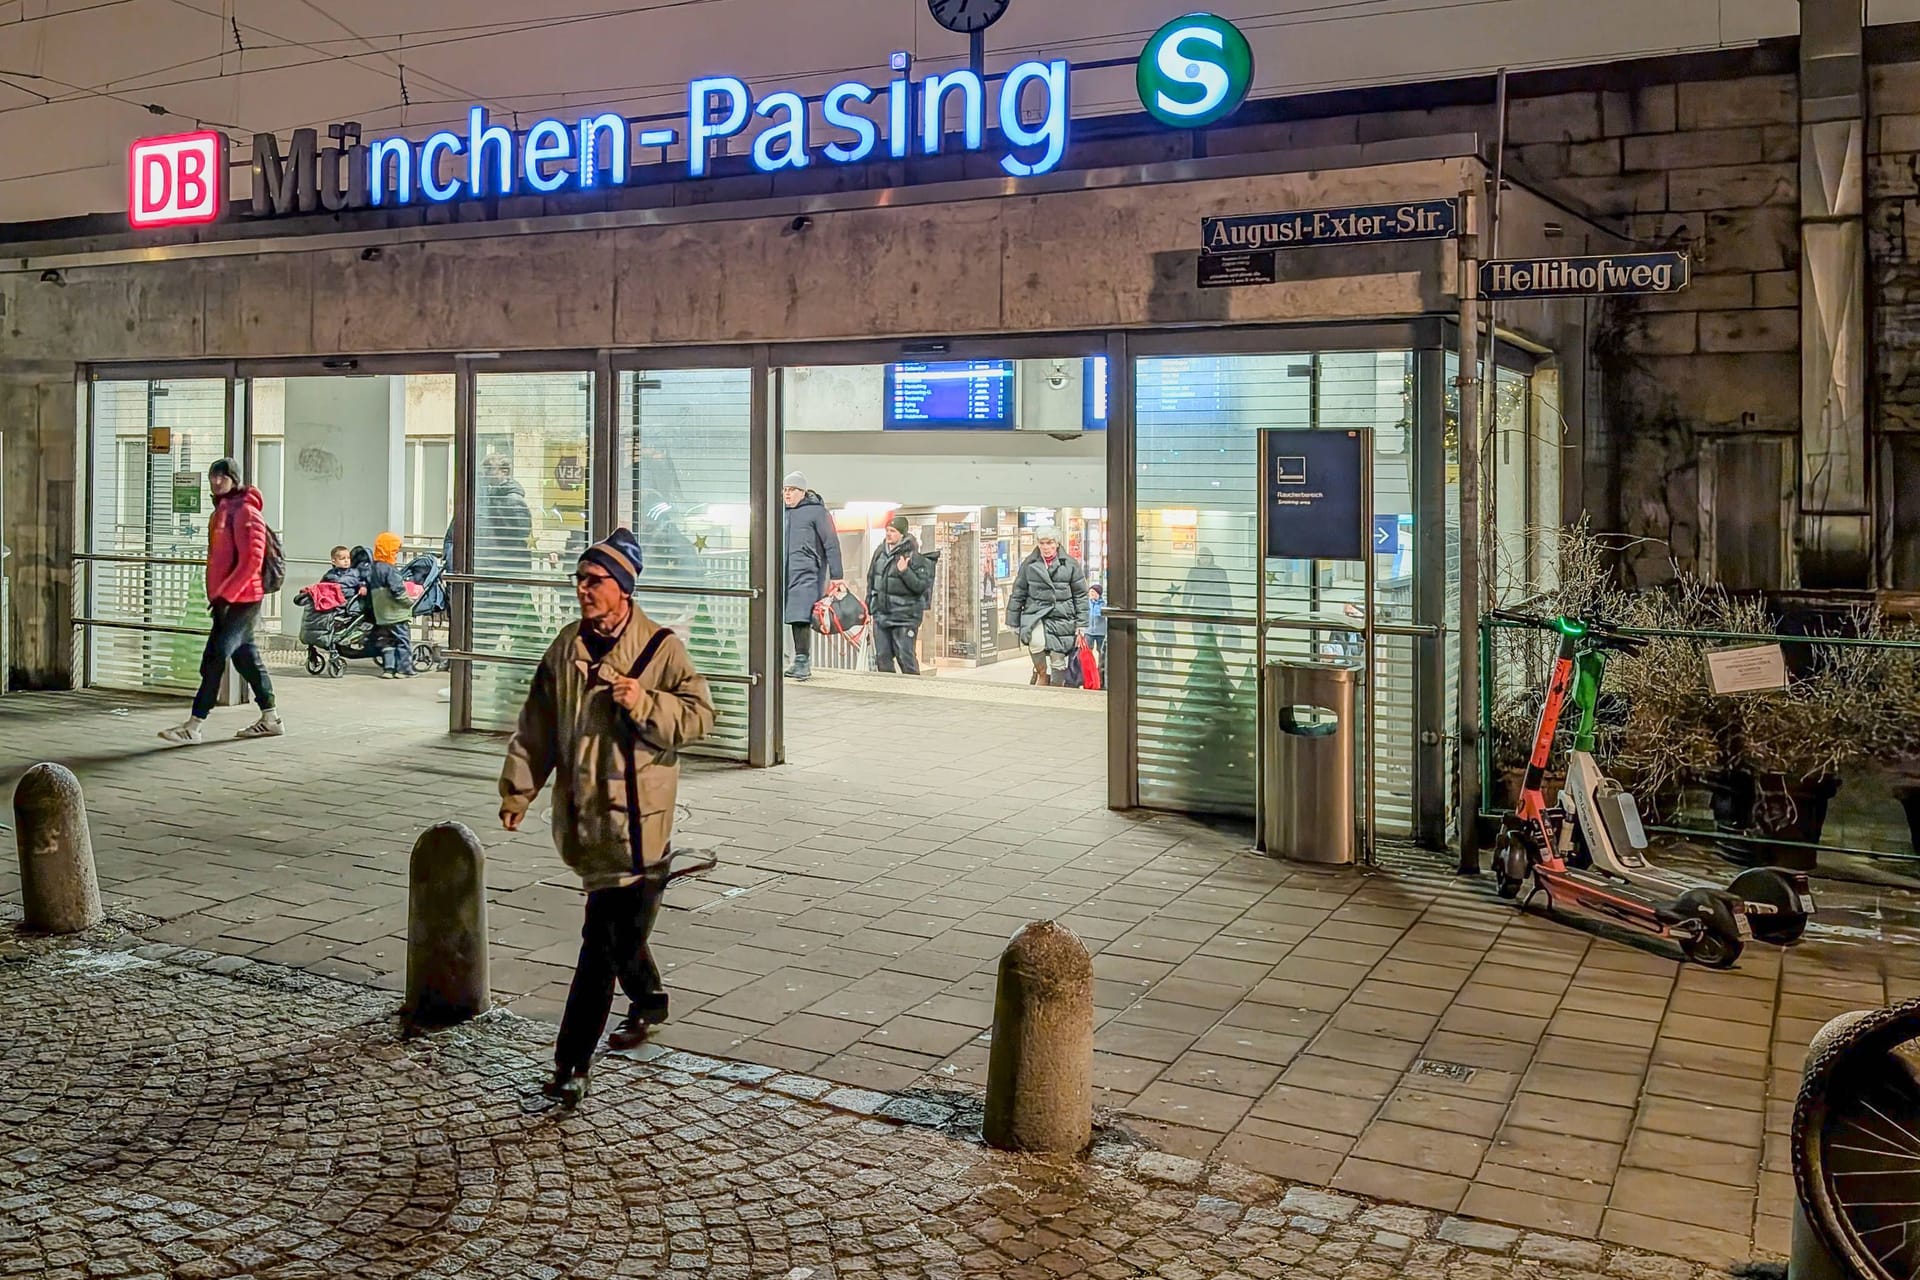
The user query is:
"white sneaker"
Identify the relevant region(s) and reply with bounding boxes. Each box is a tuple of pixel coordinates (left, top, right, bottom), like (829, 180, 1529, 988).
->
(437, 687, 451, 703)
(235, 711, 284, 740)
(157, 718, 205, 745)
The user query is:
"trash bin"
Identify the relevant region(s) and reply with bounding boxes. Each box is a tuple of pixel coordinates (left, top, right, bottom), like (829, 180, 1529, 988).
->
(1261, 659, 1359, 865)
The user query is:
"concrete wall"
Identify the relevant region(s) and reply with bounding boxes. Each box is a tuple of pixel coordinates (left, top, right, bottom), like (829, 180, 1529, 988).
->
(0, 367, 76, 689)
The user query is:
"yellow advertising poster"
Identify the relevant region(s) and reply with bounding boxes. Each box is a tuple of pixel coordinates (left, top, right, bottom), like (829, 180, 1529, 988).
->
(542, 440, 588, 532)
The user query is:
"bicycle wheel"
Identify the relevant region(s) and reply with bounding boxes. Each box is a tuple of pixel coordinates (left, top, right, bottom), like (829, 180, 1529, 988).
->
(1794, 1000, 1920, 1280)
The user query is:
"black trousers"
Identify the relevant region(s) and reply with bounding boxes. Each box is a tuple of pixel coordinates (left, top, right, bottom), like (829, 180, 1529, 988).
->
(872, 623, 920, 675)
(789, 621, 811, 659)
(554, 874, 669, 1075)
(191, 601, 274, 720)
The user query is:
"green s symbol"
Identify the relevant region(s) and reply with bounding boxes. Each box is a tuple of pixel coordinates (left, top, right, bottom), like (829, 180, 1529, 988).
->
(1137, 13, 1254, 129)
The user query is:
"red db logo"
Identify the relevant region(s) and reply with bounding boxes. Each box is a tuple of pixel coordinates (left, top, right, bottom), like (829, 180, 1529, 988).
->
(128, 131, 226, 228)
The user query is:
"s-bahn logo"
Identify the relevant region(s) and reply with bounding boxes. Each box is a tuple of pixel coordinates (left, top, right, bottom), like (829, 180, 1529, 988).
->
(1137, 13, 1255, 129)
(128, 130, 227, 228)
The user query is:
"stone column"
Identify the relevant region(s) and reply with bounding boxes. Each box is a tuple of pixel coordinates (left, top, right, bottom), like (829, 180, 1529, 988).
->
(402, 822, 489, 1027)
(983, 920, 1093, 1155)
(13, 762, 102, 934)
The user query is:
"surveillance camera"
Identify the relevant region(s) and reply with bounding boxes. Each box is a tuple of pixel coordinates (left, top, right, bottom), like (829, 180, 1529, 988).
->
(786, 215, 813, 234)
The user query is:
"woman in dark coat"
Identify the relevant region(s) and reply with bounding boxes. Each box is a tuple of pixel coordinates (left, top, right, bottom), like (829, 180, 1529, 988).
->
(1006, 525, 1089, 686)
(782, 472, 843, 681)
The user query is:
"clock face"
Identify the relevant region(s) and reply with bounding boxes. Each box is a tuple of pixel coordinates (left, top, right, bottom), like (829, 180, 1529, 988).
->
(928, 0, 1010, 34)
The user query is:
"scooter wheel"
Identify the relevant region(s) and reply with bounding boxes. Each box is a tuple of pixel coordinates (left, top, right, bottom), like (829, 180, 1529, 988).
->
(1729, 867, 1810, 946)
(305, 650, 326, 676)
(327, 656, 346, 680)
(1492, 830, 1529, 900)
(1675, 888, 1744, 969)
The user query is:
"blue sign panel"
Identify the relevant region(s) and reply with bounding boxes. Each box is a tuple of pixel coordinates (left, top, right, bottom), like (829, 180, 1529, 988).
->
(1083, 355, 1109, 430)
(884, 360, 1014, 429)
(1263, 431, 1369, 562)
(1372, 515, 1398, 554)
(1480, 251, 1690, 300)
(1203, 199, 1458, 253)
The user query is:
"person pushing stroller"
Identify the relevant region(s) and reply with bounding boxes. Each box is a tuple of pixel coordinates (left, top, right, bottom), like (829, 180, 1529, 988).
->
(367, 532, 417, 678)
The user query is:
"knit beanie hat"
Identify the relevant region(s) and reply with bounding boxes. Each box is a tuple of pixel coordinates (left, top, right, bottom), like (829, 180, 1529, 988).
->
(578, 527, 644, 594)
(889, 515, 910, 535)
(207, 457, 241, 485)
(783, 471, 808, 490)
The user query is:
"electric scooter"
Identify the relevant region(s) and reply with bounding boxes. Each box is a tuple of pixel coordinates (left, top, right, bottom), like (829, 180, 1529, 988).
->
(1488, 611, 1815, 968)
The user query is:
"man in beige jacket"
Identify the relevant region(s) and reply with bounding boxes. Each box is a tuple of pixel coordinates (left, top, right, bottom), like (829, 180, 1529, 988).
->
(500, 527, 715, 1107)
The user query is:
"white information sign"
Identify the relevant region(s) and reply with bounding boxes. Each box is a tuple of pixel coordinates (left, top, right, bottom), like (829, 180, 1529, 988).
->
(1706, 644, 1790, 695)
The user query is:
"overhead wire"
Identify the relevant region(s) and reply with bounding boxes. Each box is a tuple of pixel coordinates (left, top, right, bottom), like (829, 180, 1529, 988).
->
(0, 0, 135, 25)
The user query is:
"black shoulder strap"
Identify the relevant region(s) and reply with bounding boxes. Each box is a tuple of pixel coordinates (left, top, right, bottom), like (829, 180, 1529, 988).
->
(627, 626, 674, 682)
(622, 625, 676, 876)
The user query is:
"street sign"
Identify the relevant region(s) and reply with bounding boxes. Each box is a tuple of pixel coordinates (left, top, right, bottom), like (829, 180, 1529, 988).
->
(1203, 199, 1458, 253)
(1261, 430, 1369, 561)
(1480, 251, 1690, 300)
(1198, 249, 1277, 289)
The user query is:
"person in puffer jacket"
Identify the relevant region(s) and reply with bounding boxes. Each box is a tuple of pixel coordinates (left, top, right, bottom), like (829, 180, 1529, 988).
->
(501, 527, 716, 1108)
(158, 457, 283, 744)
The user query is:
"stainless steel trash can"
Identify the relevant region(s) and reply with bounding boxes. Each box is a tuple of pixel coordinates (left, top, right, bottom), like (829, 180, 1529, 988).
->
(1260, 660, 1359, 865)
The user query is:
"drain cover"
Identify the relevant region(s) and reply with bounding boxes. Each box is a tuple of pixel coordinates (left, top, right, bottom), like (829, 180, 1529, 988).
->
(1413, 1058, 1477, 1083)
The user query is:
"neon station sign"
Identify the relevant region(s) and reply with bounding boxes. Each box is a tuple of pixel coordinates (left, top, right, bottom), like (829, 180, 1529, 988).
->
(197, 58, 1072, 224)
(126, 14, 1256, 228)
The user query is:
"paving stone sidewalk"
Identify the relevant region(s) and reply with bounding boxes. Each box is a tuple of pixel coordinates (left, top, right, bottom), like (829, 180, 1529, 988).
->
(3, 679, 1918, 1266)
(0, 916, 1753, 1280)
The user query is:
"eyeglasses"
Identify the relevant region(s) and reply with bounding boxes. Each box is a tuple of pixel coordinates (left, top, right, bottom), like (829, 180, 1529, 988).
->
(573, 572, 616, 588)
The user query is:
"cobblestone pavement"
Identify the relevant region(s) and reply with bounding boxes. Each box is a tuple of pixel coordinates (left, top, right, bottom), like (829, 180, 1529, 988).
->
(1, 918, 1754, 1280)
(4, 679, 1920, 1266)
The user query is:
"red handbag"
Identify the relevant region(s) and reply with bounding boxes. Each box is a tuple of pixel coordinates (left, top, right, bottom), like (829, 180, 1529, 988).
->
(811, 591, 870, 642)
(1078, 643, 1102, 691)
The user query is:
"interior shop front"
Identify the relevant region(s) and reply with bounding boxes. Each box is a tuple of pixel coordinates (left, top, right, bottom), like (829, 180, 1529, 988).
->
(23, 74, 1604, 844)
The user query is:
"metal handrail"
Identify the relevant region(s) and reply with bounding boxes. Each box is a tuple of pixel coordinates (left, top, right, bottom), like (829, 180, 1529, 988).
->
(441, 571, 758, 599)
(72, 616, 210, 638)
(73, 552, 207, 568)
(439, 648, 756, 686)
(1107, 607, 1440, 639)
(1485, 614, 1920, 650)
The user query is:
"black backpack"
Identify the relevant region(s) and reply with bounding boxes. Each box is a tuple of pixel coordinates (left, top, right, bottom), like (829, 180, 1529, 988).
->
(260, 526, 287, 595)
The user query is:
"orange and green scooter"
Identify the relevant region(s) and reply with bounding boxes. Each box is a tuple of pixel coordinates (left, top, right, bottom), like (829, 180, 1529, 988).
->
(1489, 611, 1813, 968)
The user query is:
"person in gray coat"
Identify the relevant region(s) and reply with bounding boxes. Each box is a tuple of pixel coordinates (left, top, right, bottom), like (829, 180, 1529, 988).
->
(1006, 525, 1089, 686)
(782, 472, 843, 682)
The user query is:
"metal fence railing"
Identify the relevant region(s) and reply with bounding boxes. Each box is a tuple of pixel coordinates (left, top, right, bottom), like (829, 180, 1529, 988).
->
(1480, 612, 1920, 864)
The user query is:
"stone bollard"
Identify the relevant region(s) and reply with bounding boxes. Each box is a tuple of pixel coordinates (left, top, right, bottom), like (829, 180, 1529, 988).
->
(402, 822, 489, 1028)
(14, 762, 102, 934)
(983, 920, 1094, 1155)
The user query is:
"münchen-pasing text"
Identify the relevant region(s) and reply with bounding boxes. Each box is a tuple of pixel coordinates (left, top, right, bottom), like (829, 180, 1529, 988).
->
(249, 63, 1072, 218)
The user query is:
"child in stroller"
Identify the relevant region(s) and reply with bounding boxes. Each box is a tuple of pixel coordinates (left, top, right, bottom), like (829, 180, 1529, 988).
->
(295, 547, 378, 678)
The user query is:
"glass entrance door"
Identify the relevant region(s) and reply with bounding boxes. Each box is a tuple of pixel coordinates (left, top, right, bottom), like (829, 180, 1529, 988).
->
(617, 368, 755, 758)
(81, 376, 236, 691)
(1129, 349, 1427, 837)
(463, 370, 595, 730)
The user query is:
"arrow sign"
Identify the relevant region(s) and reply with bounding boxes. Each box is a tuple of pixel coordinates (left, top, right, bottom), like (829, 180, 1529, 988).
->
(1373, 515, 1399, 553)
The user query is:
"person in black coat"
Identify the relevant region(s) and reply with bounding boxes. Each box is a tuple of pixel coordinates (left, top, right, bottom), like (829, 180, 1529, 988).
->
(866, 515, 937, 675)
(1006, 525, 1089, 686)
(782, 472, 843, 682)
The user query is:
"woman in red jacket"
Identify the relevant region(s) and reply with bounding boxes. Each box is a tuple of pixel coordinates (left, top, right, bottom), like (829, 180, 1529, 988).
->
(158, 458, 284, 744)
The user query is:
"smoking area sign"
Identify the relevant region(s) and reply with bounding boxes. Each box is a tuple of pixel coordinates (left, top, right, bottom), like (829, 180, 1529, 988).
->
(1261, 431, 1369, 562)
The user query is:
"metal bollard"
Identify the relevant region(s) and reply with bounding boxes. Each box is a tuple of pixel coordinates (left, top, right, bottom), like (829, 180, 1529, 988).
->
(983, 920, 1094, 1155)
(402, 822, 489, 1027)
(13, 762, 102, 934)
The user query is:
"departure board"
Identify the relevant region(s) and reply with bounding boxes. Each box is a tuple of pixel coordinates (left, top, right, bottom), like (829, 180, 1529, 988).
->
(883, 360, 1014, 429)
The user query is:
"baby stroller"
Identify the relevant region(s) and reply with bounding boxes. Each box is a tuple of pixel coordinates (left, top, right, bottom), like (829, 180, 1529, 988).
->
(403, 552, 451, 672)
(295, 581, 376, 679)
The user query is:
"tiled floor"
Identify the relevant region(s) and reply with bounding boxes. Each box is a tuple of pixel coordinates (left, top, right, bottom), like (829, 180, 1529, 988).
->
(2, 670, 1917, 1266)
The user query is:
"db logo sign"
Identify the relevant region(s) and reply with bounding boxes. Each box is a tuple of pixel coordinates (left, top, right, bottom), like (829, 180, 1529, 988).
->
(128, 131, 227, 228)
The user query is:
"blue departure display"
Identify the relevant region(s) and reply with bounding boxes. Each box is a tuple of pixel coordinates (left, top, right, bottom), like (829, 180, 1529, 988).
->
(1084, 356, 1108, 430)
(884, 360, 1014, 429)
